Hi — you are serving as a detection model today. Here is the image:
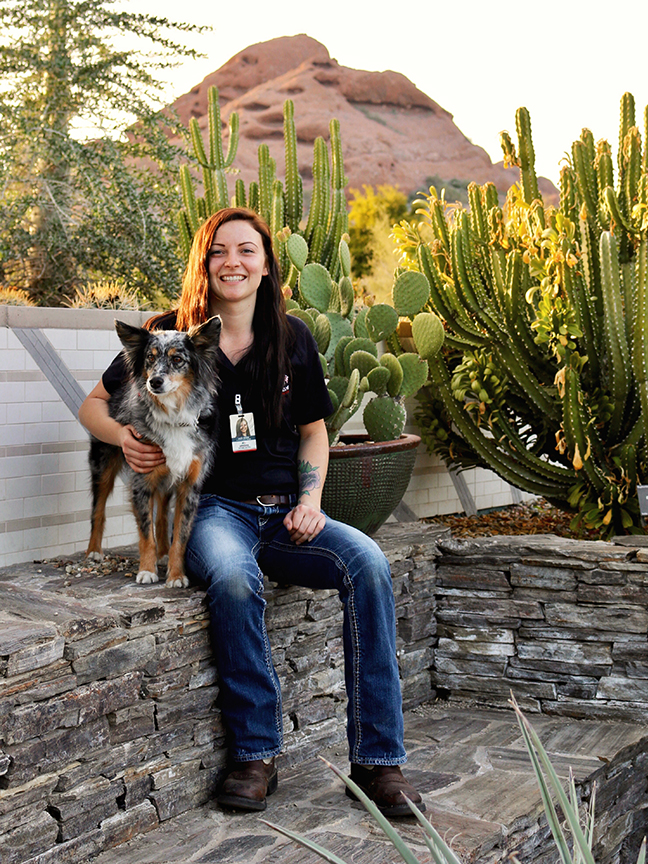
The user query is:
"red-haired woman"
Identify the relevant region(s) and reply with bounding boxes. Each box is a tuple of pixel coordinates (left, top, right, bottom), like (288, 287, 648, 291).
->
(79, 208, 423, 817)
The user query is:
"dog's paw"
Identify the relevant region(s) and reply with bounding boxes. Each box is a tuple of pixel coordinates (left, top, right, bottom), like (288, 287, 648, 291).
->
(86, 551, 104, 562)
(136, 570, 159, 585)
(165, 574, 190, 589)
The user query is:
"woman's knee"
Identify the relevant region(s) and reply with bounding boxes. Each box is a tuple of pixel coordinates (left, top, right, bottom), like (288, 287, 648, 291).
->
(320, 520, 392, 587)
(343, 522, 387, 564)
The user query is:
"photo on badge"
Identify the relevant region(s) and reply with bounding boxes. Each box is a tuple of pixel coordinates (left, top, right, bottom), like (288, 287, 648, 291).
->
(230, 411, 257, 452)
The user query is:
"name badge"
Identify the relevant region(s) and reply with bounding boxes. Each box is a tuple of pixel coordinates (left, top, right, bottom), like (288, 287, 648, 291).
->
(230, 394, 257, 452)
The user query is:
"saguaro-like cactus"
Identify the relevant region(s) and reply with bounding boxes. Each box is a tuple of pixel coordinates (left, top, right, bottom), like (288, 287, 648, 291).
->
(177, 86, 240, 259)
(177, 89, 348, 282)
(397, 93, 648, 536)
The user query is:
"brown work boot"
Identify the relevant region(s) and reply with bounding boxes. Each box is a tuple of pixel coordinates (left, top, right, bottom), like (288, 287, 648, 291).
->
(217, 758, 278, 812)
(346, 764, 425, 817)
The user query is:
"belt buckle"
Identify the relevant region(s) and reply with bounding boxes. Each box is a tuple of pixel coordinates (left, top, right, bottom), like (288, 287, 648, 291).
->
(256, 494, 273, 507)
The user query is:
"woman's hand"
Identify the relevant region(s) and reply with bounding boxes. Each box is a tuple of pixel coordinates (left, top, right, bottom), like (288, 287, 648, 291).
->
(284, 502, 326, 545)
(79, 382, 165, 474)
(120, 425, 165, 474)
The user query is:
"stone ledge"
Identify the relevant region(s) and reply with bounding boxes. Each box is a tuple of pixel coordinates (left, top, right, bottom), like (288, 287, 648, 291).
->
(1, 305, 155, 330)
(4, 527, 648, 864)
(434, 533, 648, 722)
(86, 703, 648, 864)
(0, 523, 444, 864)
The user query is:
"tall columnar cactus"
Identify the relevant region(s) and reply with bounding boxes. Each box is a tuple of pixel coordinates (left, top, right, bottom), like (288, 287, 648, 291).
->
(177, 86, 240, 259)
(177, 89, 348, 283)
(285, 237, 443, 444)
(396, 93, 648, 537)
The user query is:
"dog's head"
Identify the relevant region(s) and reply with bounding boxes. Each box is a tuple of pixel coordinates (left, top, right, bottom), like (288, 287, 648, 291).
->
(115, 317, 222, 399)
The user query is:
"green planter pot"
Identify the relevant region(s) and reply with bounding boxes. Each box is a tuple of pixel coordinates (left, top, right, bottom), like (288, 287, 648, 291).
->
(322, 433, 421, 535)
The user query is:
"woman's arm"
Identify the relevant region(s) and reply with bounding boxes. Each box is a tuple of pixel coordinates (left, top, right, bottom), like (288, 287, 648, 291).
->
(283, 418, 329, 545)
(78, 381, 165, 473)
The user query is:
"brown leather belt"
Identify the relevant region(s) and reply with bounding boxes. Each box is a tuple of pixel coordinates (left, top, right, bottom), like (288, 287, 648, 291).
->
(243, 494, 291, 507)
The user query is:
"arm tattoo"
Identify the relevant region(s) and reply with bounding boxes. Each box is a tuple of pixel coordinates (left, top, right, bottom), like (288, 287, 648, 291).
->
(297, 460, 321, 498)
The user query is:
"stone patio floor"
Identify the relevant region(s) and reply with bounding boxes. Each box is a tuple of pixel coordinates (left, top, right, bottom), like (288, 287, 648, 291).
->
(90, 700, 648, 864)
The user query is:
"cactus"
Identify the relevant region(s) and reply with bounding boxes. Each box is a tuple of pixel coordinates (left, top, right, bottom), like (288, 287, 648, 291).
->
(288, 230, 436, 443)
(365, 303, 399, 342)
(363, 397, 407, 443)
(177, 85, 239, 257)
(299, 263, 333, 312)
(412, 312, 445, 360)
(399, 93, 648, 537)
(392, 270, 431, 316)
(177, 90, 350, 288)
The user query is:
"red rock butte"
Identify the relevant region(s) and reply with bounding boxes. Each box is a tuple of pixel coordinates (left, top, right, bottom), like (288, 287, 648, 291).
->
(170, 34, 556, 200)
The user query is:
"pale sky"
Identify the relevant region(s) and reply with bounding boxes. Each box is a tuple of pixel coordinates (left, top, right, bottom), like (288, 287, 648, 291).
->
(128, 0, 647, 186)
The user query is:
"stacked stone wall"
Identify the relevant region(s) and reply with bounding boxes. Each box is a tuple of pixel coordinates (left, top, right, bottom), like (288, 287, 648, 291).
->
(0, 524, 439, 863)
(434, 534, 648, 722)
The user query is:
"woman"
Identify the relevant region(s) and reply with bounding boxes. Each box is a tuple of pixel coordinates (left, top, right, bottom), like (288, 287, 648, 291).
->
(234, 416, 250, 438)
(78, 208, 423, 817)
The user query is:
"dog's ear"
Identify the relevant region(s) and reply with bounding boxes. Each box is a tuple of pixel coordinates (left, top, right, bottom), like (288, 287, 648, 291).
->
(189, 316, 221, 351)
(115, 320, 149, 367)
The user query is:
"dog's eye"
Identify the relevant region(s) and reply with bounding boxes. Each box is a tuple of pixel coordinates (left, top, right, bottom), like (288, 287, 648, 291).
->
(171, 356, 185, 368)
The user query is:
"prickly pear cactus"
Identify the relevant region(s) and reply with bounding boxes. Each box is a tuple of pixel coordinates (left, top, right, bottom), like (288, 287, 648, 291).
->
(392, 271, 430, 317)
(412, 312, 445, 361)
(365, 304, 399, 342)
(363, 397, 407, 442)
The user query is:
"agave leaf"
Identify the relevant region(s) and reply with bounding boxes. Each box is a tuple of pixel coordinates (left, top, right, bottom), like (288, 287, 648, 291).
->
(403, 796, 463, 864)
(637, 837, 647, 864)
(585, 782, 596, 856)
(512, 697, 573, 864)
(421, 832, 459, 864)
(511, 696, 597, 864)
(262, 820, 349, 864)
(319, 758, 421, 864)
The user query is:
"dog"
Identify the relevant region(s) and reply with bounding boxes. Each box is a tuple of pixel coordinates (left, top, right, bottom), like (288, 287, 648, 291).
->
(86, 317, 221, 588)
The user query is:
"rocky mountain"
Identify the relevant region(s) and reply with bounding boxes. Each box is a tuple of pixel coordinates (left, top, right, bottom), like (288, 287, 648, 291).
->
(170, 34, 555, 201)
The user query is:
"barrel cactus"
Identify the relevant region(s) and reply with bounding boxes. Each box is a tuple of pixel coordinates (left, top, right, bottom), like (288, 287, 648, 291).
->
(396, 93, 648, 537)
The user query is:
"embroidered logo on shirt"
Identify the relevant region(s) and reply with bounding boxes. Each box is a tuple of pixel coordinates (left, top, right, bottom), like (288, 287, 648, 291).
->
(282, 374, 290, 394)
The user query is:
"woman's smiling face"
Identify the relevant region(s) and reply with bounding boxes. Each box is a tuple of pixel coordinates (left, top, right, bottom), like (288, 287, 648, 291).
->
(207, 220, 268, 312)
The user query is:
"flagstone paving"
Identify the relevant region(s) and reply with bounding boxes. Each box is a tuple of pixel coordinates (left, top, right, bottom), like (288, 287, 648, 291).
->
(91, 700, 648, 864)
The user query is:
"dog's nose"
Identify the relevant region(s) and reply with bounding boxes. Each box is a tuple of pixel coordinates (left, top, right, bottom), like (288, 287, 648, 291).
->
(148, 376, 165, 393)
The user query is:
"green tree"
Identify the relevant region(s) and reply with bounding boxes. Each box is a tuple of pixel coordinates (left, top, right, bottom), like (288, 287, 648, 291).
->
(348, 184, 410, 279)
(0, 0, 206, 304)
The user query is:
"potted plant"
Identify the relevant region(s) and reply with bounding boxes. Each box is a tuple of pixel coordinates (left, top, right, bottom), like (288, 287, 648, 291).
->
(283, 233, 445, 534)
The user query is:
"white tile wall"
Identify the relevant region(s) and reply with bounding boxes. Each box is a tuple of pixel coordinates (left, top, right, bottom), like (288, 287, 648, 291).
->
(0, 309, 531, 568)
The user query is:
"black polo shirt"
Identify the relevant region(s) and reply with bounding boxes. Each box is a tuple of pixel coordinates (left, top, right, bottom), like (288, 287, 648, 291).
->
(101, 313, 332, 500)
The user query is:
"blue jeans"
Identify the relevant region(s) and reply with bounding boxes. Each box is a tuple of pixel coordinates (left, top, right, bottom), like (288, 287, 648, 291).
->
(185, 494, 406, 766)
